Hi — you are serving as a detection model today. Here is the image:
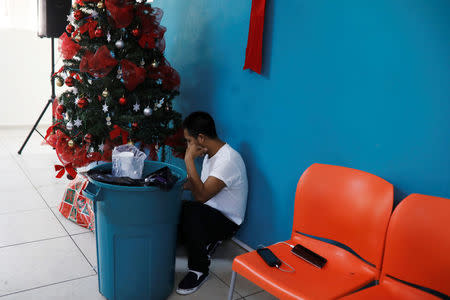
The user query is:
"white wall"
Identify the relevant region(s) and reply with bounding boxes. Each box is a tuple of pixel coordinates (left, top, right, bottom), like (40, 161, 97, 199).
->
(0, 29, 59, 126)
(0, 0, 66, 126)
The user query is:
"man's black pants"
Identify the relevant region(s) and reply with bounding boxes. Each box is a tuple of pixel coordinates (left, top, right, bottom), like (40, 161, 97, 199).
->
(178, 200, 239, 274)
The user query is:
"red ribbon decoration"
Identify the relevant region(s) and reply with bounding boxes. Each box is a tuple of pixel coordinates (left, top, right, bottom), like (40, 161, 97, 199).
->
(105, 0, 134, 28)
(121, 59, 146, 91)
(79, 45, 118, 78)
(51, 66, 64, 78)
(79, 19, 98, 39)
(110, 125, 129, 144)
(69, 71, 83, 82)
(243, 0, 266, 74)
(54, 164, 78, 179)
(59, 33, 81, 60)
(45, 122, 62, 141)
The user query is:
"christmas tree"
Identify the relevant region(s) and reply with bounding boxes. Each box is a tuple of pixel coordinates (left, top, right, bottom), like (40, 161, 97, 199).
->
(46, 0, 185, 178)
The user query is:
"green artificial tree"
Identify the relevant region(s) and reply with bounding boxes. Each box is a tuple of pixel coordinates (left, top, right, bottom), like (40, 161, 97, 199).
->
(46, 0, 185, 177)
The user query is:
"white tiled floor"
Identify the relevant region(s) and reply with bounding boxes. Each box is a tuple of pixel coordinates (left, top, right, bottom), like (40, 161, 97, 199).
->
(0, 128, 276, 299)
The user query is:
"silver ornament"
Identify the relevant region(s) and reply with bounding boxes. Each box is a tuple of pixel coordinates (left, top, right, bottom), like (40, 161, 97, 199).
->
(107, 121, 112, 126)
(140, 58, 145, 66)
(106, 116, 111, 122)
(66, 121, 74, 131)
(143, 107, 152, 116)
(115, 39, 124, 49)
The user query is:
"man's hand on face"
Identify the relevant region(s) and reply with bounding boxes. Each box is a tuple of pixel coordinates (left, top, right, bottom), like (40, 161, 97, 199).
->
(185, 143, 207, 160)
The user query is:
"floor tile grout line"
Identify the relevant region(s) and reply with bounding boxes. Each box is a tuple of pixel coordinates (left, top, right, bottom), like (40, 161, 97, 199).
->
(0, 234, 69, 250)
(0, 206, 52, 216)
(209, 271, 244, 299)
(70, 231, 94, 237)
(5, 149, 98, 273)
(0, 274, 98, 298)
(243, 290, 272, 298)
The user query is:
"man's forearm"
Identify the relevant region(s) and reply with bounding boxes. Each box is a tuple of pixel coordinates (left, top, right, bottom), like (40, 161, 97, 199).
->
(184, 156, 206, 203)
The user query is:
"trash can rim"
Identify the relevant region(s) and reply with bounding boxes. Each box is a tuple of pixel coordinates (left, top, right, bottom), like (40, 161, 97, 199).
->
(86, 161, 187, 192)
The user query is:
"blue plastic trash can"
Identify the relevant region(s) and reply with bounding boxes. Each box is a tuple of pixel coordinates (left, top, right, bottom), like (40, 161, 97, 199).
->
(83, 161, 186, 300)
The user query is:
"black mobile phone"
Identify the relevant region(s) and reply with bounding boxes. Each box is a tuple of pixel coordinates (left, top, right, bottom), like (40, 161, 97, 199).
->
(256, 248, 282, 267)
(291, 244, 327, 269)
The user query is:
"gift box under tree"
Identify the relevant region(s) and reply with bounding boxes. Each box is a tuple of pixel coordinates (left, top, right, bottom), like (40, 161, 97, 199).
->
(58, 174, 95, 231)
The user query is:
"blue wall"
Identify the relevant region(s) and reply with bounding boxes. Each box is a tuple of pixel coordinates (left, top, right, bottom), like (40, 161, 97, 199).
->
(155, 0, 450, 248)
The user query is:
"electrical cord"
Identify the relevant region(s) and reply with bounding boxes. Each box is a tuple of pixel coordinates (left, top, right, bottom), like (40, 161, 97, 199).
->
(257, 243, 296, 273)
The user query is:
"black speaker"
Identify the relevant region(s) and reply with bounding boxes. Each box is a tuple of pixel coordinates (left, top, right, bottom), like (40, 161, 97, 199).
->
(37, 0, 72, 38)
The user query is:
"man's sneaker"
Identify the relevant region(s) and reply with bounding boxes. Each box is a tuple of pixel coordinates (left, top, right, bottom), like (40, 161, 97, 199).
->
(206, 240, 222, 259)
(176, 270, 209, 295)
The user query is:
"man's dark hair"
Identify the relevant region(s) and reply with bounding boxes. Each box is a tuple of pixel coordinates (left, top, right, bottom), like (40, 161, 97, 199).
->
(183, 111, 218, 139)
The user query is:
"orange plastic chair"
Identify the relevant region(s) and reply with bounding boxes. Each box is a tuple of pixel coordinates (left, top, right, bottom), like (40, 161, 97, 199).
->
(339, 194, 450, 300)
(228, 163, 393, 300)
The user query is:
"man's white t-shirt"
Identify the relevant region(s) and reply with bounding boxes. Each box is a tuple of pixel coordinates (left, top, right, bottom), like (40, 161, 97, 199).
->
(200, 144, 248, 226)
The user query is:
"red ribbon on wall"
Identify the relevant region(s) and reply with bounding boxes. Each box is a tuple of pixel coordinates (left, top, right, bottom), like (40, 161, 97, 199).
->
(243, 0, 266, 74)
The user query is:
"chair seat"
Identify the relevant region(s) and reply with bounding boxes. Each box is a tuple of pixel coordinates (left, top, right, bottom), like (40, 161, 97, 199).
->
(233, 235, 377, 300)
(340, 277, 441, 300)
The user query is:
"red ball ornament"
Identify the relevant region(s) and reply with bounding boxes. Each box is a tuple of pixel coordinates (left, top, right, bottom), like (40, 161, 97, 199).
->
(131, 28, 141, 37)
(132, 122, 138, 130)
(84, 133, 93, 143)
(66, 24, 74, 33)
(74, 10, 83, 20)
(65, 77, 74, 87)
(78, 97, 88, 108)
(94, 28, 103, 38)
(119, 96, 127, 105)
(56, 104, 66, 115)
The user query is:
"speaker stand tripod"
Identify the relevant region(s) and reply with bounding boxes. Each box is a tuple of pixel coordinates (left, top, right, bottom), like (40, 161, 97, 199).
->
(18, 37, 56, 155)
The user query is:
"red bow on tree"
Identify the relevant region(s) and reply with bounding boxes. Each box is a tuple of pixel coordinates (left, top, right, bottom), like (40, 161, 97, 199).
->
(105, 0, 134, 28)
(79, 19, 98, 39)
(80, 45, 118, 78)
(121, 59, 146, 91)
(54, 164, 77, 179)
(243, 0, 267, 74)
(59, 33, 81, 60)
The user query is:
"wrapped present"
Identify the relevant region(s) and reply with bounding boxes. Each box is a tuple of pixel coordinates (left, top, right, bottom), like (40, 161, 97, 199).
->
(58, 174, 95, 231)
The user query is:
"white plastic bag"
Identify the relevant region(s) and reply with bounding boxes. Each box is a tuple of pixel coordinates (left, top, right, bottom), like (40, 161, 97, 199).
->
(112, 144, 147, 179)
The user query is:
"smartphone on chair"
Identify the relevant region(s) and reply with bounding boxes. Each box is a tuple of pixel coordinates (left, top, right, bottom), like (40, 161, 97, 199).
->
(291, 244, 327, 269)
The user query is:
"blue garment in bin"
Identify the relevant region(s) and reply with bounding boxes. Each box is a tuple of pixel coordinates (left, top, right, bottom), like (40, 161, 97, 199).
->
(84, 161, 187, 300)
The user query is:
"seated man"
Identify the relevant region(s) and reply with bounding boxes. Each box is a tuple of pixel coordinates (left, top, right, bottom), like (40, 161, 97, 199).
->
(176, 111, 248, 295)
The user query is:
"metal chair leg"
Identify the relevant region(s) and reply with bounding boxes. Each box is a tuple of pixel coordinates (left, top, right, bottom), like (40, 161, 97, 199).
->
(228, 271, 237, 300)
